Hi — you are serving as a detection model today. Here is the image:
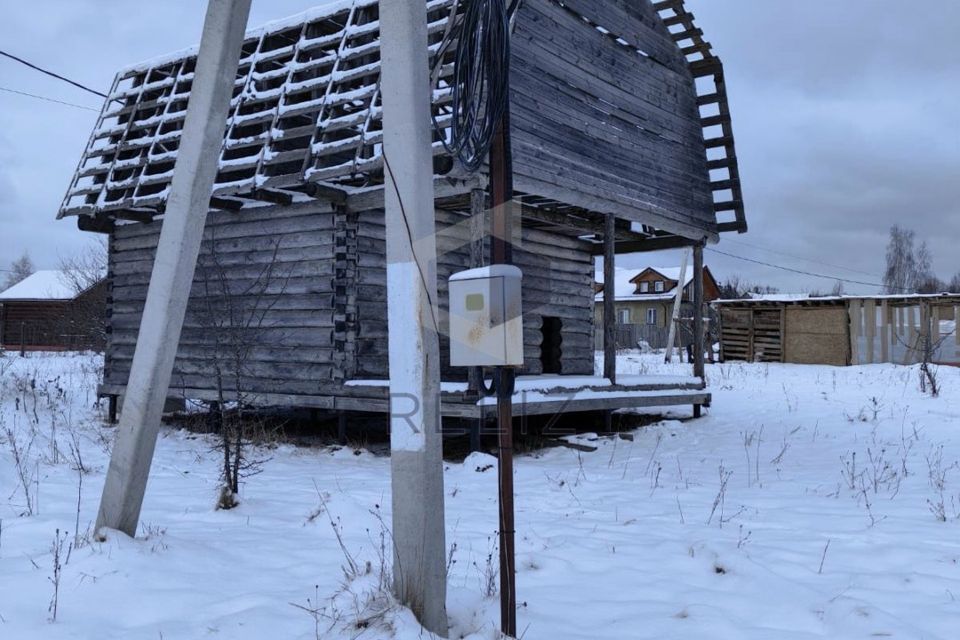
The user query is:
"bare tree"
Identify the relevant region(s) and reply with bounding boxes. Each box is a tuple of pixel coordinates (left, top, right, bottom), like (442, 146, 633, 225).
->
(884, 225, 916, 294)
(949, 272, 960, 294)
(193, 231, 289, 509)
(57, 240, 108, 351)
(913, 242, 944, 293)
(4, 252, 34, 290)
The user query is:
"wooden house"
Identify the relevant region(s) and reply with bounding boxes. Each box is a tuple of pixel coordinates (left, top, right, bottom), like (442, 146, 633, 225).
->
(0, 271, 106, 351)
(57, 0, 746, 420)
(595, 266, 720, 327)
(715, 294, 960, 366)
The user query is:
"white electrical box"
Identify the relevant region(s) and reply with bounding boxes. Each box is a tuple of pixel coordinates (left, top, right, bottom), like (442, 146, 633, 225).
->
(449, 265, 524, 367)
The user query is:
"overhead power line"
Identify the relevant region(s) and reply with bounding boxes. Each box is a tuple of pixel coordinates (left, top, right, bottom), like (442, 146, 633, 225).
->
(0, 86, 100, 112)
(706, 247, 913, 293)
(0, 49, 109, 99)
(723, 237, 882, 279)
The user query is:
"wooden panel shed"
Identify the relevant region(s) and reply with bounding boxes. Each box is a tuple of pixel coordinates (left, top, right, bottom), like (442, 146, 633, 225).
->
(58, 0, 746, 419)
(716, 295, 960, 367)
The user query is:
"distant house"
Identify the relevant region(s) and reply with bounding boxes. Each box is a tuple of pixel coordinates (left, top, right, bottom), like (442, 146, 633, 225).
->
(595, 266, 720, 329)
(0, 271, 106, 351)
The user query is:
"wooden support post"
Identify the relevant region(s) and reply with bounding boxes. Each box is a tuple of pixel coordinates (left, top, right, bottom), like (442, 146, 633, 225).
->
(848, 300, 861, 365)
(665, 249, 690, 363)
(603, 214, 617, 384)
(931, 305, 941, 345)
(693, 404, 702, 419)
(380, 0, 448, 633)
(864, 299, 876, 364)
(20, 321, 25, 357)
(95, 0, 252, 538)
(108, 395, 118, 425)
(470, 418, 482, 453)
(908, 306, 918, 364)
(880, 301, 890, 363)
(337, 412, 347, 445)
(693, 243, 705, 380)
(955, 305, 960, 347)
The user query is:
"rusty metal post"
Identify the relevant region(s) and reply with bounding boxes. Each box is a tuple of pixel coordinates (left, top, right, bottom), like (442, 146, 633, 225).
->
(491, 109, 517, 636)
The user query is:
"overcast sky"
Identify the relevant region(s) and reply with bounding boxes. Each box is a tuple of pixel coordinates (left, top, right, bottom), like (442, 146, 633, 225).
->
(1, 0, 957, 292)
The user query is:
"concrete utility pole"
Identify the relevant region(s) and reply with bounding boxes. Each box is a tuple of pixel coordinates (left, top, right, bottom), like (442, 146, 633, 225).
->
(95, 0, 252, 537)
(379, 0, 449, 635)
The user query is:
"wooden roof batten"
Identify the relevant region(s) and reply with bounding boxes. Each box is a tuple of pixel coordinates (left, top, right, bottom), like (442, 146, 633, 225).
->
(653, 0, 748, 235)
(59, 0, 744, 250)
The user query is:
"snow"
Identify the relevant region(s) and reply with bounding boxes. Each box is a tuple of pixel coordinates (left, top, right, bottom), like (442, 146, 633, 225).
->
(0, 271, 75, 301)
(595, 266, 691, 302)
(2, 351, 960, 638)
(449, 265, 523, 282)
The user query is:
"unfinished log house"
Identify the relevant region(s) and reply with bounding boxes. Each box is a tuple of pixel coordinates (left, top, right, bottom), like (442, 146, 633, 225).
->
(58, 0, 746, 420)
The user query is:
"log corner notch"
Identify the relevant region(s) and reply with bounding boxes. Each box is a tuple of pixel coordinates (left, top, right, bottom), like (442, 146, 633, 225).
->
(653, 0, 748, 236)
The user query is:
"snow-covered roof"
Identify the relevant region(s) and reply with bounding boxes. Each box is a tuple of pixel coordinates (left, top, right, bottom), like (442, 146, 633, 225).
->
(594, 267, 692, 303)
(59, 0, 459, 218)
(0, 271, 76, 301)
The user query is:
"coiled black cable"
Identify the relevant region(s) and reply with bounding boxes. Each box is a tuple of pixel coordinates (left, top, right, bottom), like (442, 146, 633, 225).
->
(432, 0, 520, 172)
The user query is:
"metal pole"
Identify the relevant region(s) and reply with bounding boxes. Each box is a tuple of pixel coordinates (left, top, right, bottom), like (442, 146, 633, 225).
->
(380, 0, 448, 634)
(603, 215, 617, 384)
(491, 107, 517, 638)
(95, 0, 252, 537)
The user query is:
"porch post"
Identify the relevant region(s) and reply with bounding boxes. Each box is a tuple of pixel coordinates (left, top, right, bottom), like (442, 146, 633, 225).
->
(693, 242, 705, 380)
(603, 214, 616, 384)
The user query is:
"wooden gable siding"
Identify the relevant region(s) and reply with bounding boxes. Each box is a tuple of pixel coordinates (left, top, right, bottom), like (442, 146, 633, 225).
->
(509, 0, 715, 240)
(103, 201, 596, 400)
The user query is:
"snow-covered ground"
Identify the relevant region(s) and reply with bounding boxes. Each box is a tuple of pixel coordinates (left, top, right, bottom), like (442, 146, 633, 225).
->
(1, 351, 959, 639)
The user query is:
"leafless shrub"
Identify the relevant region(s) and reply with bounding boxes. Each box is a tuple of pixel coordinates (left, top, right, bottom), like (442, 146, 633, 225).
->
(48, 529, 69, 622)
(3, 421, 37, 516)
(707, 462, 734, 527)
(818, 539, 831, 574)
(195, 233, 289, 507)
(926, 445, 958, 522)
(742, 426, 763, 487)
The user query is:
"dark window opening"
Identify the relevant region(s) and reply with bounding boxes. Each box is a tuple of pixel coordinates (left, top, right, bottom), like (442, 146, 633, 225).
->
(541, 316, 563, 374)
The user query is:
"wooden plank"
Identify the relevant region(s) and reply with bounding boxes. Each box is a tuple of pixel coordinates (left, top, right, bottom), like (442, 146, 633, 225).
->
(880, 301, 890, 363)
(848, 300, 861, 365)
(864, 299, 876, 364)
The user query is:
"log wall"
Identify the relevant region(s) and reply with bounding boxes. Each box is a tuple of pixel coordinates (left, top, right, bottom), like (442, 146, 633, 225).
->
(104, 200, 597, 402)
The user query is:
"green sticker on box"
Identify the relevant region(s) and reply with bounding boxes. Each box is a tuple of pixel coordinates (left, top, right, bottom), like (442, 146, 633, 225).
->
(465, 293, 485, 311)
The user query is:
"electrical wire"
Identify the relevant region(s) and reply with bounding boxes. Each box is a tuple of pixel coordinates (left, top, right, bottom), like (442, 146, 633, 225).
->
(432, 0, 519, 172)
(0, 49, 109, 99)
(706, 247, 916, 293)
(0, 86, 100, 112)
(723, 237, 882, 279)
